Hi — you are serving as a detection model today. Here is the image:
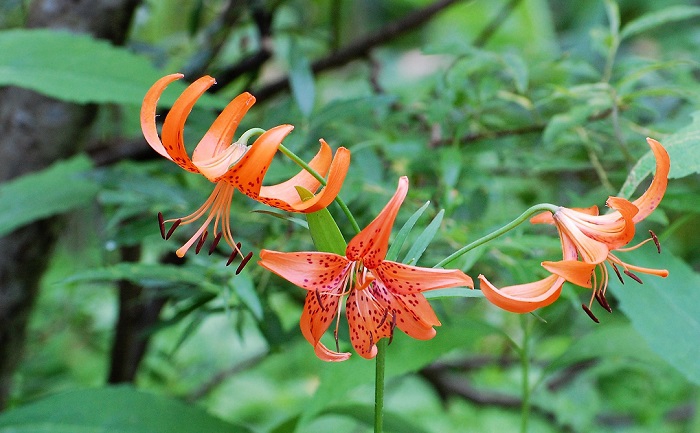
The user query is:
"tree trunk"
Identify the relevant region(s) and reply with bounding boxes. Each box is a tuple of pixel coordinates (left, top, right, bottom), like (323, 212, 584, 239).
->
(0, 0, 139, 410)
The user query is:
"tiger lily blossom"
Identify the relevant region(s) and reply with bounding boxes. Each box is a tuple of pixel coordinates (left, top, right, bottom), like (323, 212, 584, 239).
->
(481, 138, 670, 320)
(141, 74, 350, 264)
(258, 177, 474, 361)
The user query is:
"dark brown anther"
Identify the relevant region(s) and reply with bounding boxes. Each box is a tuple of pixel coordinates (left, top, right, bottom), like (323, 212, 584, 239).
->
(378, 308, 389, 327)
(226, 250, 237, 266)
(624, 270, 643, 284)
(208, 232, 223, 255)
(650, 230, 661, 254)
(157, 212, 166, 239)
(611, 262, 624, 284)
(388, 313, 397, 345)
(314, 289, 326, 311)
(369, 333, 375, 352)
(581, 304, 600, 323)
(236, 251, 253, 275)
(595, 292, 613, 313)
(195, 230, 208, 254)
(165, 219, 181, 240)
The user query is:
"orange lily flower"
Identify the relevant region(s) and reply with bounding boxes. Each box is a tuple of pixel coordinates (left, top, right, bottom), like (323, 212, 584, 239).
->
(141, 74, 350, 264)
(481, 138, 670, 320)
(258, 177, 474, 361)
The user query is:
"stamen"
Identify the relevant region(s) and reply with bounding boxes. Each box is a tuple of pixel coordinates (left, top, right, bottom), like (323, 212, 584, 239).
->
(378, 308, 389, 327)
(581, 304, 600, 323)
(334, 328, 340, 353)
(650, 230, 661, 254)
(165, 219, 181, 240)
(208, 232, 223, 255)
(157, 212, 166, 239)
(226, 242, 244, 266)
(236, 251, 253, 275)
(195, 230, 208, 254)
(595, 292, 613, 313)
(624, 270, 643, 284)
(611, 262, 624, 284)
(369, 333, 375, 352)
(388, 313, 397, 345)
(315, 289, 326, 311)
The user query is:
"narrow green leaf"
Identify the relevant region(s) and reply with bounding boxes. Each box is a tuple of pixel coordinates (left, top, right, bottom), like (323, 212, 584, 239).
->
(0, 154, 99, 236)
(0, 29, 225, 107)
(424, 288, 482, 299)
(614, 249, 700, 385)
(386, 200, 430, 262)
(0, 386, 254, 433)
(61, 263, 221, 293)
(620, 6, 700, 40)
(297, 187, 346, 255)
(402, 209, 444, 265)
(252, 209, 309, 229)
(232, 272, 264, 320)
(288, 39, 315, 117)
(618, 112, 700, 198)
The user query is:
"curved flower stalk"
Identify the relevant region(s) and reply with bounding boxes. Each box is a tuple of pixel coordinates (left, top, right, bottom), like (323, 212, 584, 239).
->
(141, 74, 351, 263)
(480, 138, 670, 321)
(259, 177, 474, 361)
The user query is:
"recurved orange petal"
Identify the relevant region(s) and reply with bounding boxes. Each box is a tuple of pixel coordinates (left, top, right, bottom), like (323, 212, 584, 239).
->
(346, 176, 409, 268)
(217, 124, 294, 196)
(478, 273, 564, 314)
(160, 75, 218, 173)
(192, 92, 256, 165)
(257, 141, 351, 213)
(631, 138, 669, 223)
(258, 250, 351, 292)
(372, 261, 474, 295)
(141, 73, 184, 161)
(542, 260, 595, 287)
(346, 288, 394, 359)
(300, 291, 350, 362)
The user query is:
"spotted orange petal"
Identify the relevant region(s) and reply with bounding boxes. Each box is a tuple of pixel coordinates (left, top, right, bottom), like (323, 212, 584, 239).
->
(161, 75, 218, 173)
(372, 261, 474, 295)
(631, 138, 669, 223)
(369, 282, 438, 339)
(300, 291, 350, 362)
(141, 73, 184, 161)
(346, 176, 409, 268)
(258, 250, 352, 292)
(555, 212, 609, 263)
(192, 92, 256, 165)
(216, 124, 294, 194)
(478, 273, 564, 314)
(346, 288, 394, 359)
(258, 141, 351, 213)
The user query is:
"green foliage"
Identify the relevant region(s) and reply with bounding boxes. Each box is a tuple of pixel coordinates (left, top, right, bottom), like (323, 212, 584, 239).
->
(0, 155, 99, 236)
(6, 1, 700, 432)
(0, 386, 254, 433)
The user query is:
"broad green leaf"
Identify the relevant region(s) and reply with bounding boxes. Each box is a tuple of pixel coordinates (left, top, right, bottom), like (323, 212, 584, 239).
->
(0, 155, 99, 237)
(543, 103, 608, 145)
(424, 287, 482, 299)
(402, 209, 444, 265)
(0, 386, 253, 433)
(272, 405, 431, 433)
(288, 39, 315, 117)
(546, 324, 658, 372)
(386, 200, 430, 262)
(614, 249, 700, 385)
(298, 187, 346, 255)
(618, 112, 700, 198)
(62, 262, 221, 293)
(620, 6, 700, 40)
(0, 29, 225, 107)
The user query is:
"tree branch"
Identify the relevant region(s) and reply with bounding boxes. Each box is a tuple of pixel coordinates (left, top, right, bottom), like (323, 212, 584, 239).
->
(246, 0, 466, 102)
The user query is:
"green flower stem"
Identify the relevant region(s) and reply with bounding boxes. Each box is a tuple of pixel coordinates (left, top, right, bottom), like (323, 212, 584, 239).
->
(278, 143, 360, 233)
(434, 203, 560, 269)
(238, 127, 266, 144)
(519, 314, 532, 433)
(374, 338, 388, 433)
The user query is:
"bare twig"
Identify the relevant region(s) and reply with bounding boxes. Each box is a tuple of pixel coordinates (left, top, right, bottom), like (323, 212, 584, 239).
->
(185, 351, 269, 402)
(248, 0, 466, 102)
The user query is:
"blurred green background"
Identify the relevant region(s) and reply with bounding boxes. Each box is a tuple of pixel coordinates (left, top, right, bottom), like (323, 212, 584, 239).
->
(1, 0, 699, 432)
